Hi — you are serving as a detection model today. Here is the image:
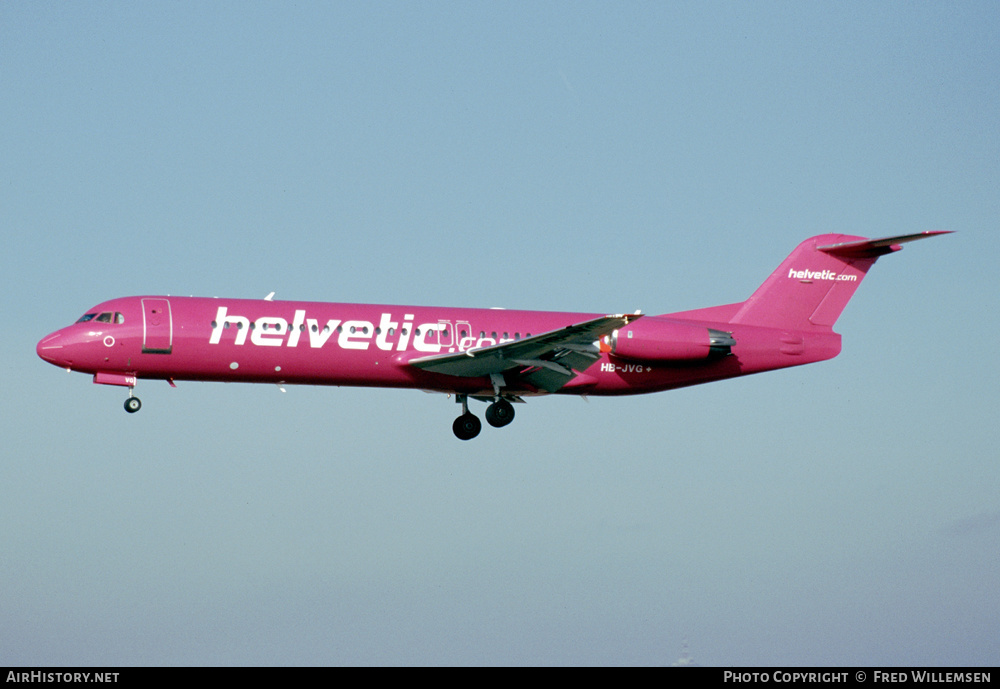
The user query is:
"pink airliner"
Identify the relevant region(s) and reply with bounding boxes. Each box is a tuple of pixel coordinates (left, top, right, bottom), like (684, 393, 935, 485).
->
(37, 232, 949, 439)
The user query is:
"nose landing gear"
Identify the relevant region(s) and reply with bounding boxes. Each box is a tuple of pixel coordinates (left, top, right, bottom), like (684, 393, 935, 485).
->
(124, 389, 141, 413)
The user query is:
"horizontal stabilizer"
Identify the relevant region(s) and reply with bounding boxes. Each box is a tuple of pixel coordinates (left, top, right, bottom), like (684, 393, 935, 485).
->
(817, 231, 952, 258)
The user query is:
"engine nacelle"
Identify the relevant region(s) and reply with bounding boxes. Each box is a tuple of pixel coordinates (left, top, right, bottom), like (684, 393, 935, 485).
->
(606, 318, 735, 363)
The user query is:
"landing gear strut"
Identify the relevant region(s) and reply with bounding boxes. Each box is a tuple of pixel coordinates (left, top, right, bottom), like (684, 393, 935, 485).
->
(452, 394, 481, 440)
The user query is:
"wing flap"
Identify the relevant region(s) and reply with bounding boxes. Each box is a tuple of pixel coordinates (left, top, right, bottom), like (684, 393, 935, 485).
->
(520, 366, 575, 393)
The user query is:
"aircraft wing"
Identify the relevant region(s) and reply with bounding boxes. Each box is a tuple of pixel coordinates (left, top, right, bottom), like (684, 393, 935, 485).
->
(407, 313, 641, 392)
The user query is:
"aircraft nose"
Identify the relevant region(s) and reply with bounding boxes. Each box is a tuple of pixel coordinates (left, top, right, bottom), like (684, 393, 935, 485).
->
(37, 331, 68, 367)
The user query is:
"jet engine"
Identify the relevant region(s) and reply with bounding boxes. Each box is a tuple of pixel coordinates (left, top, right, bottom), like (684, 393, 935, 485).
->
(606, 318, 735, 363)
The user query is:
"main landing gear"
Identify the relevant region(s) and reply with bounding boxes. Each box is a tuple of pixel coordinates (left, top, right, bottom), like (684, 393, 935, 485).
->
(452, 395, 516, 440)
(485, 398, 515, 428)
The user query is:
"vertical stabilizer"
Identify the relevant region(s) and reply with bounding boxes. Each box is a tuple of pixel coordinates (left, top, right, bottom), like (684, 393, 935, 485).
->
(729, 232, 950, 331)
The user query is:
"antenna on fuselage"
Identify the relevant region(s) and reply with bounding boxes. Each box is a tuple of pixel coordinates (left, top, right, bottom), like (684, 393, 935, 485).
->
(264, 292, 275, 301)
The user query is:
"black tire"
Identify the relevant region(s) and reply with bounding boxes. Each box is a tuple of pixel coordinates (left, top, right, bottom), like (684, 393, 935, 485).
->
(485, 399, 515, 428)
(452, 413, 482, 440)
(124, 397, 142, 413)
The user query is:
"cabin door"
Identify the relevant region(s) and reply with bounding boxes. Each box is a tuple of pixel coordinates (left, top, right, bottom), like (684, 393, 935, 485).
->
(141, 298, 173, 354)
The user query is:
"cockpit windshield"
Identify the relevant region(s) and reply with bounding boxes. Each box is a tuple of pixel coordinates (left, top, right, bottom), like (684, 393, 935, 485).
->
(76, 312, 124, 324)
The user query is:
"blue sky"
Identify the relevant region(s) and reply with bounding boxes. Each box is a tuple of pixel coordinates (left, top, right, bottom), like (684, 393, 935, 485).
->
(2, 2, 997, 666)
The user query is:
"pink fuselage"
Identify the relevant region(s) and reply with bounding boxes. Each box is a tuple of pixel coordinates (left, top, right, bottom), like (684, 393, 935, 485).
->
(37, 296, 842, 398)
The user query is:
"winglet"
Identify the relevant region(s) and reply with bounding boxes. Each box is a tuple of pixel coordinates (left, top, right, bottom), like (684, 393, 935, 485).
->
(817, 231, 953, 258)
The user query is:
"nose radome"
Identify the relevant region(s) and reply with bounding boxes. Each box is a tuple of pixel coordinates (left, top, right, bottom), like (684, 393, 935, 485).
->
(37, 332, 66, 366)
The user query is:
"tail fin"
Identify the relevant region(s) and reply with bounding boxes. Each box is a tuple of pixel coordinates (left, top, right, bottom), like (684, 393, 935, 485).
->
(729, 231, 951, 330)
